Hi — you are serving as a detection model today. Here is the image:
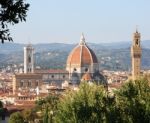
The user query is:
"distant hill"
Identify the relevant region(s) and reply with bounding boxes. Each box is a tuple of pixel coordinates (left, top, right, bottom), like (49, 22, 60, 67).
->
(0, 40, 150, 70)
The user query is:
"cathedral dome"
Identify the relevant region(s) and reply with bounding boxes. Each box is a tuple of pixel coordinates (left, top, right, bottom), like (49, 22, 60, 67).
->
(67, 34, 98, 66)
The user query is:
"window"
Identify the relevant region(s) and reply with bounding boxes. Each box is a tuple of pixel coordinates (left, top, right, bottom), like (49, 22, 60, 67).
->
(28, 80, 32, 87)
(85, 68, 88, 72)
(51, 75, 54, 78)
(20, 80, 24, 87)
(28, 56, 31, 63)
(136, 39, 138, 45)
(36, 80, 39, 86)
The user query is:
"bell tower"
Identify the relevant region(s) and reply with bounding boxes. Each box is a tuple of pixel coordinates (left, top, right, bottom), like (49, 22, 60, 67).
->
(24, 44, 34, 73)
(131, 29, 142, 80)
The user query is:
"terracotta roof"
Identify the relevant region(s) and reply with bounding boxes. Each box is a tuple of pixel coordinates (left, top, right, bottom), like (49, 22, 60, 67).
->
(7, 104, 35, 112)
(67, 41, 98, 66)
(108, 82, 123, 89)
(35, 69, 68, 74)
(14, 73, 42, 79)
(15, 100, 35, 105)
(81, 73, 92, 81)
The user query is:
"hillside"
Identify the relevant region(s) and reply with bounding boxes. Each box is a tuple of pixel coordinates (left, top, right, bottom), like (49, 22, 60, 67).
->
(0, 41, 150, 70)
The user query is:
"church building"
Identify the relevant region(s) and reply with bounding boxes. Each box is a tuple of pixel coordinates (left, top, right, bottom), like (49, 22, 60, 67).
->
(66, 33, 106, 84)
(13, 34, 106, 94)
(13, 44, 42, 95)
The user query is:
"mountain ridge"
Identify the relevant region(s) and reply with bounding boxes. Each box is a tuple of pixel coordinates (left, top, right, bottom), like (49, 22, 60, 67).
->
(0, 40, 150, 70)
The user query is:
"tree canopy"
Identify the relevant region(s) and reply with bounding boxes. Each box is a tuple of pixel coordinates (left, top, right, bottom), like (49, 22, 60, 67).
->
(9, 112, 24, 123)
(55, 80, 150, 123)
(9, 79, 150, 123)
(115, 78, 150, 123)
(55, 82, 108, 123)
(0, 0, 29, 43)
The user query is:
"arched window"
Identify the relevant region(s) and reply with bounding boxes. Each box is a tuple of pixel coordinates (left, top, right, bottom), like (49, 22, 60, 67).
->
(85, 68, 88, 72)
(28, 56, 31, 63)
(28, 80, 32, 87)
(136, 39, 139, 45)
(36, 80, 39, 86)
(20, 80, 24, 87)
(51, 75, 54, 78)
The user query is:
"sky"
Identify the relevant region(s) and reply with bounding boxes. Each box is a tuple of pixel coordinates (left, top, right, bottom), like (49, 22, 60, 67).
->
(10, 0, 150, 44)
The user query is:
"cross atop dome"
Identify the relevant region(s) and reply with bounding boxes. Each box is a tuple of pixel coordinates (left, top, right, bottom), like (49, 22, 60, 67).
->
(79, 33, 86, 45)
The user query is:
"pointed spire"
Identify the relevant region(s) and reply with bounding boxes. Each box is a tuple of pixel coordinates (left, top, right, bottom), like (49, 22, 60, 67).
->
(136, 25, 138, 33)
(79, 33, 86, 45)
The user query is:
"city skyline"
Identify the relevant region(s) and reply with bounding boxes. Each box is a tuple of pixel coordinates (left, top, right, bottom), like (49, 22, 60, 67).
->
(10, 0, 150, 44)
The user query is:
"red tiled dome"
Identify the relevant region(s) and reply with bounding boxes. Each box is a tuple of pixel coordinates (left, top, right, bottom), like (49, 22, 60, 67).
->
(67, 35, 98, 65)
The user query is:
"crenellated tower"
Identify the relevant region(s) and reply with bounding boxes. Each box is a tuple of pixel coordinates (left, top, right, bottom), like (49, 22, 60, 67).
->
(131, 29, 142, 80)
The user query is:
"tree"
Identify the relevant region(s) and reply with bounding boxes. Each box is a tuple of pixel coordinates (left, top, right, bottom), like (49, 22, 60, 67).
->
(0, 101, 3, 108)
(9, 112, 24, 123)
(55, 82, 108, 123)
(0, 101, 3, 121)
(0, 0, 29, 43)
(35, 94, 59, 123)
(54, 80, 150, 123)
(43, 106, 49, 123)
(22, 109, 36, 123)
(115, 78, 150, 123)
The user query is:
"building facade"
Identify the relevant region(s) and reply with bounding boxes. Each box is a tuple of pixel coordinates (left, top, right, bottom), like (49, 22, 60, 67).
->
(35, 69, 69, 86)
(13, 74, 42, 94)
(13, 34, 107, 94)
(13, 44, 42, 94)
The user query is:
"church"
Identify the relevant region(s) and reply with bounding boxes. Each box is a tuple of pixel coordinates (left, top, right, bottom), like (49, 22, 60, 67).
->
(13, 34, 106, 94)
(66, 33, 106, 84)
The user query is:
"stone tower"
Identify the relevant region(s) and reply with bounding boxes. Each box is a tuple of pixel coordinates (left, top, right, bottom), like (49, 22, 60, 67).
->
(131, 29, 142, 80)
(24, 44, 34, 73)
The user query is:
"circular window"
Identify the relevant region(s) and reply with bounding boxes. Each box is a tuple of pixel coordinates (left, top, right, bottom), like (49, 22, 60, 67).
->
(85, 68, 88, 72)
(74, 68, 77, 71)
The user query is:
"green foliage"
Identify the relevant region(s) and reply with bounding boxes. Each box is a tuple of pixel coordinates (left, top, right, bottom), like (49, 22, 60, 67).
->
(43, 106, 49, 123)
(35, 94, 59, 123)
(35, 94, 59, 112)
(8, 79, 150, 123)
(22, 109, 36, 123)
(9, 112, 24, 123)
(55, 80, 150, 123)
(0, 101, 3, 108)
(115, 78, 150, 123)
(0, 101, 3, 120)
(0, 0, 29, 43)
(55, 82, 107, 123)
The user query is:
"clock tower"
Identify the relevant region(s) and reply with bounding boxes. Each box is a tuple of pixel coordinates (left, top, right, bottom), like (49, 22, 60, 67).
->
(131, 29, 142, 80)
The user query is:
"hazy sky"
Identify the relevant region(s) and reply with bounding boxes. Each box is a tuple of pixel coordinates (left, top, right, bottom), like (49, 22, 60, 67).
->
(10, 0, 150, 44)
